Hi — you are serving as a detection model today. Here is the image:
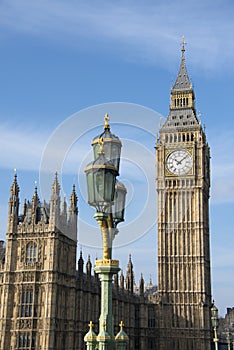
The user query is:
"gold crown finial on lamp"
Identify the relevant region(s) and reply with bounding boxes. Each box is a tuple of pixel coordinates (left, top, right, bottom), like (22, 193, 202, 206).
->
(104, 113, 110, 129)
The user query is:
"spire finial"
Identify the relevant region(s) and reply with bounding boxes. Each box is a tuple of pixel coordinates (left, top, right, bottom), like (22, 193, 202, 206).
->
(104, 113, 110, 129)
(181, 35, 186, 54)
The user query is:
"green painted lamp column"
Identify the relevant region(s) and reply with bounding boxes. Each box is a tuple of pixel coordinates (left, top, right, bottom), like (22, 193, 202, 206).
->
(95, 260, 120, 349)
(84, 115, 128, 350)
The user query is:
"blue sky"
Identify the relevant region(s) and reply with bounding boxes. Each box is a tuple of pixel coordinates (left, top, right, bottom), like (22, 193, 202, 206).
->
(0, 0, 234, 316)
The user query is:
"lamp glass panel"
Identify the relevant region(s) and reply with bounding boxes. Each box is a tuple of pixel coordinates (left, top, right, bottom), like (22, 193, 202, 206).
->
(111, 143, 121, 170)
(86, 172, 95, 205)
(103, 142, 111, 160)
(104, 171, 116, 202)
(93, 144, 99, 160)
(94, 171, 105, 202)
(113, 186, 126, 221)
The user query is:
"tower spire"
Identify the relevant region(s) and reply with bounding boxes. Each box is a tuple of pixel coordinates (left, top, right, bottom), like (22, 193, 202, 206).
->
(68, 185, 78, 241)
(125, 254, 134, 293)
(31, 184, 40, 223)
(8, 172, 20, 231)
(172, 36, 191, 91)
(49, 173, 61, 229)
(161, 37, 199, 132)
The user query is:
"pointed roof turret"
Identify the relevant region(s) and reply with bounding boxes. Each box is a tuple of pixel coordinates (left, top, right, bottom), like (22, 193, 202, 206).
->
(139, 273, 145, 296)
(62, 194, 67, 212)
(32, 184, 40, 209)
(161, 37, 200, 132)
(78, 250, 84, 274)
(22, 198, 27, 217)
(126, 254, 134, 293)
(172, 36, 192, 92)
(8, 171, 20, 230)
(51, 172, 60, 197)
(120, 270, 124, 290)
(69, 185, 78, 215)
(10, 171, 20, 197)
(86, 255, 92, 278)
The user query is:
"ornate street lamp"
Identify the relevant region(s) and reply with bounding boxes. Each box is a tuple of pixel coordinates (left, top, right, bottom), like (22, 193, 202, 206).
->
(85, 138, 118, 214)
(226, 328, 232, 350)
(84, 115, 128, 350)
(211, 301, 219, 350)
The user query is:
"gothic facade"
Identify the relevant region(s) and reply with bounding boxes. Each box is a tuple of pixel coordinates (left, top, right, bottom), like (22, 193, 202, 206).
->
(0, 173, 158, 350)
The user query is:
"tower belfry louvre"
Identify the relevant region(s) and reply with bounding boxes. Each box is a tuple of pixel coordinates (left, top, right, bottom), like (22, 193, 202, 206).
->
(156, 39, 212, 350)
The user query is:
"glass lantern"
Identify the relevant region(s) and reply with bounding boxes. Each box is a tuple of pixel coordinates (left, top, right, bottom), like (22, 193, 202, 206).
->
(92, 116, 122, 172)
(85, 153, 118, 212)
(112, 180, 127, 225)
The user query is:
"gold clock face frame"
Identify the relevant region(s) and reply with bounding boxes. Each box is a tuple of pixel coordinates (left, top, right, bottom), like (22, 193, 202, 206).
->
(166, 150, 193, 176)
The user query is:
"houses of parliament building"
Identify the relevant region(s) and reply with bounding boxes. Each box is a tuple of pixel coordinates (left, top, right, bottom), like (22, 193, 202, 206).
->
(0, 43, 212, 350)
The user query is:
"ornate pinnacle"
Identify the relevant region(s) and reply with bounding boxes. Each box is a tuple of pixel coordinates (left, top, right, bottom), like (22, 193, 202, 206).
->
(181, 35, 187, 54)
(10, 171, 19, 196)
(69, 185, 78, 213)
(51, 172, 60, 196)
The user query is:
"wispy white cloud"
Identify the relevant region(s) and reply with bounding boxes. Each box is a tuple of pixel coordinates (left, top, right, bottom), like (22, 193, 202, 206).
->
(1, 120, 234, 205)
(0, 124, 47, 171)
(0, 0, 234, 72)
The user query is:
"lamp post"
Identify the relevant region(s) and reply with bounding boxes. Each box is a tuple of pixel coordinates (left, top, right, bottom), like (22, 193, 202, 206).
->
(211, 301, 219, 350)
(226, 328, 232, 350)
(84, 114, 128, 350)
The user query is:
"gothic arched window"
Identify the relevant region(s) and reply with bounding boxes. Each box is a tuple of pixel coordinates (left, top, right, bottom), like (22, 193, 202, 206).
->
(20, 289, 33, 317)
(18, 331, 35, 349)
(148, 307, 156, 328)
(26, 242, 37, 263)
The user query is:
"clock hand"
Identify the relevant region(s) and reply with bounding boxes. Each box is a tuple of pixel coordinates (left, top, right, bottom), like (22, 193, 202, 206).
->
(177, 155, 187, 165)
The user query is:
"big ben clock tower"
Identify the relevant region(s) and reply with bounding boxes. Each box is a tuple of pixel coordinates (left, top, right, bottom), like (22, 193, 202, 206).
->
(156, 39, 212, 350)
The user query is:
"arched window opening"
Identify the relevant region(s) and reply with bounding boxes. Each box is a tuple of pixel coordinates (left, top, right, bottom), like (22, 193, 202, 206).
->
(26, 242, 37, 264)
(20, 289, 33, 317)
(148, 307, 156, 328)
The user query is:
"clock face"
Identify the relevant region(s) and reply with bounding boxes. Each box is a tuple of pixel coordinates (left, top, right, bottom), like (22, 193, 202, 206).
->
(166, 150, 192, 175)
